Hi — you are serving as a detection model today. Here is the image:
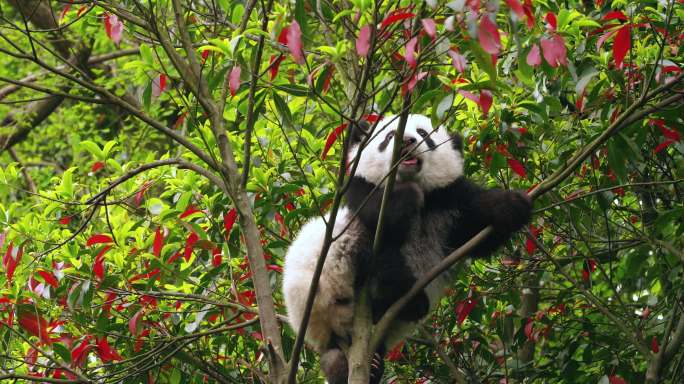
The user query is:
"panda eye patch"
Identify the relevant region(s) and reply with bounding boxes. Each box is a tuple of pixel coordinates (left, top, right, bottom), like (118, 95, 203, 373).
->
(417, 128, 428, 138)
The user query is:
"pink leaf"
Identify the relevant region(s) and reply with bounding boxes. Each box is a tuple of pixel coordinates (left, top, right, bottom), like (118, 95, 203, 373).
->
(545, 12, 557, 31)
(129, 309, 144, 336)
(151, 73, 167, 98)
(134, 181, 152, 207)
(447, 50, 467, 73)
(506, 0, 525, 19)
(406, 71, 428, 93)
(3, 243, 22, 282)
(479, 90, 493, 117)
(603, 10, 627, 22)
(184, 232, 199, 261)
(229, 66, 241, 97)
(356, 25, 372, 57)
(405, 37, 418, 69)
(86, 234, 112, 247)
(478, 15, 501, 55)
(597, 28, 618, 51)
(507, 157, 527, 177)
(540, 35, 568, 67)
(153, 227, 163, 257)
(613, 25, 631, 69)
(526, 44, 541, 66)
(458, 90, 479, 104)
(421, 18, 436, 39)
(224, 208, 238, 236)
(104, 14, 123, 45)
(322, 123, 347, 160)
(380, 12, 416, 30)
(287, 21, 304, 64)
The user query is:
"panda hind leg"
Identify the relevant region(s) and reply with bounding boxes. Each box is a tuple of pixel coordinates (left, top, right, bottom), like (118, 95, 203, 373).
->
(320, 348, 348, 384)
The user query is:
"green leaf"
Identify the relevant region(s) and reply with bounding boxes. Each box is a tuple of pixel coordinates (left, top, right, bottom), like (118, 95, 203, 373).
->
(52, 343, 72, 363)
(272, 91, 294, 128)
(468, 40, 497, 86)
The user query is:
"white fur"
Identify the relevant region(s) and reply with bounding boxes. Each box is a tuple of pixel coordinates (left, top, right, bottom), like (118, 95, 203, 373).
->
(348, 114, 463, 191)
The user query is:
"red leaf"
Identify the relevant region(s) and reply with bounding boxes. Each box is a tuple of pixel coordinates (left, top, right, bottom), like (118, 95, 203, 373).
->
(96, 337, 123, 362)
(380, 12, 416, 30)
(657, 124, 681, 141)
(93, 245, 111, 280)
(405, 37, 418, 69)
(18, 310, 50, 343)
(613, 25, 631, 69)
(277, 26, 289, 45)
(540, 34, 568, 67)
(201, 49, 210, 64)
(102, 292, 117, 318)
(269, 54, 284, 80)
(275, 212, 287, 236)
(609, 376, 627, 384)
(523, 0, 535, 29)
(506, 0, 525, 19)
(524, 317, 535, 340)
(71, 336, 93, 367)
(129, 308, 144, 336)
(455, 298, 477, 326)
(447, 50, 467, 73)
(387, 341, 405, 361)
(421, 18, 436, 39)
(152, 73, 167, 98)
(229, 66, 241, 97)
(479, 90, 493, 117)
(603, 10, 627, 22)
(507, 157, 527, 177)
(86, 234, 112, 247)
(545, 12, 557, 31)
(60, 4, 72, 22)
(654, 140, 675, 154)
(597, 28, 618, 51)
(322, 123, 348, 160)
(153, 227, 163, 257)
(322, 66, 335, 94)
(179, 205, 201, 219)
(526, 44, 541, 66)
(134, 181, 153, 206)
(37, 270, 58, 288)
(59, 216, 72, 225)
(91, 161, 104, 173)
(212, 247, 222, 267)
(651, 336, 660, 353)
(478, 15, 501, 55)
(184, 232, 199, 261)
(224, 208, 238, 236)
(287, 21, 304, 64)
(356, 25, 372, 57)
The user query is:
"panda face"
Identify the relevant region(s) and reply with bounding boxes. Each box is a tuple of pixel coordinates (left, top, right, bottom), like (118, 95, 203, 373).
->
(349, 114, 464, 191)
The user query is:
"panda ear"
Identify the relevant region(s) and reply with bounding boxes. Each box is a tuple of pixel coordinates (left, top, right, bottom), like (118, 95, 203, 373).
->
(450, 132, 464, 154)
(348, 120, 370, 145)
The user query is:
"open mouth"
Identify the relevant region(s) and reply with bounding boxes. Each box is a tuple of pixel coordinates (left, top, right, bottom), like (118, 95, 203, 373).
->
(399, 147, 422, 171)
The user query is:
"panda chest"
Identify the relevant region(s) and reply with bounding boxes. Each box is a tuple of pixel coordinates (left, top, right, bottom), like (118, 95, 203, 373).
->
(400, 210, 458, 276)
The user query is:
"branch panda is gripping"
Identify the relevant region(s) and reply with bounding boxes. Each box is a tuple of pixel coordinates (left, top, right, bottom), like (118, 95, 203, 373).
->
(283, 114, 532, 383)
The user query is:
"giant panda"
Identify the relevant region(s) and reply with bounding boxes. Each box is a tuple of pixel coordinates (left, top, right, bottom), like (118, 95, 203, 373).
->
(283, 114, 532, 383)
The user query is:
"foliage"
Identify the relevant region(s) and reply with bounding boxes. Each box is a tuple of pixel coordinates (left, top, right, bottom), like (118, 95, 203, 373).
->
(0, 0, 682, 383)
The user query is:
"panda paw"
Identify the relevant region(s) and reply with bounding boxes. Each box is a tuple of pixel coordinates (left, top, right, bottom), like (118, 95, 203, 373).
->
(490, 190, 532, 231)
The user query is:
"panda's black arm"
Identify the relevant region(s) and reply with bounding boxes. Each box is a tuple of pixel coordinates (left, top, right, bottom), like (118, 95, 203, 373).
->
(345, 176, 422, 236)
(439, 178, 532, 257)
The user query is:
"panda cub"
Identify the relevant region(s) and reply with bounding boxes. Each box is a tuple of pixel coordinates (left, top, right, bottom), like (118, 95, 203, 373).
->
(283, 114, 532, 383)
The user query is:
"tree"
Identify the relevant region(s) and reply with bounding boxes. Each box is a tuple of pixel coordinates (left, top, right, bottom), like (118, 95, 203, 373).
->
(0, 0, 682, 383)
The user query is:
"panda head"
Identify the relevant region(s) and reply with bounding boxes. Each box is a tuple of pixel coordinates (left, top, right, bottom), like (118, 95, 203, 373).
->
(348, 114, 464, 191)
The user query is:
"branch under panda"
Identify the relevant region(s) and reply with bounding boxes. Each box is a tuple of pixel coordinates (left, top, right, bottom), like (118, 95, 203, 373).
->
(369, 76, 684, 354)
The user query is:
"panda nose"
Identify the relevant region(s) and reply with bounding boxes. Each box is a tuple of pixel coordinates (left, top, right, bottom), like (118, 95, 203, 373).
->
(403, 137, 417, 146)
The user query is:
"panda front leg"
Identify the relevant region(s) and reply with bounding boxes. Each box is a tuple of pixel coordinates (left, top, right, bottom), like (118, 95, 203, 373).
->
(459, 182, 533, 256)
